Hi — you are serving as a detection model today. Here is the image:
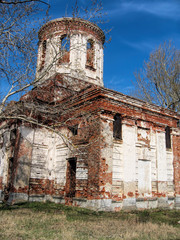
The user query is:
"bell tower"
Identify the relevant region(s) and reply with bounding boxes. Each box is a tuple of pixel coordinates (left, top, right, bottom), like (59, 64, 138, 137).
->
(36, 18, 105, 86)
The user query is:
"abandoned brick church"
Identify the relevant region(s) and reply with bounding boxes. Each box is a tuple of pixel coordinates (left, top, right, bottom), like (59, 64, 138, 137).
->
(0, 18, 180, 210)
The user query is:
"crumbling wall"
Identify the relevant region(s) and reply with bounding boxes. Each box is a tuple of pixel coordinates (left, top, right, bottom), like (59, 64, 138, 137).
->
(36, 18, 104, 86)
(90, 93, 180, 210)
(0, 123, 18, 202)
(172, 128, 180, 208)
(110, 118, 176, 209)
(0, 126, 10, 201)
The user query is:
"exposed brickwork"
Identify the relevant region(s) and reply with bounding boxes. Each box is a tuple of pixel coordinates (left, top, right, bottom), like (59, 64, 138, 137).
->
(29, 178, 56, 196)
(38, 18, 105, 45)
(75, 180, 88, 198)
(21, 74, 91, 103)
(173, 134, 180, 194)
(0, 177, 2, 190)
(6, 128, 21, 194)
(0, 17, 179, 210)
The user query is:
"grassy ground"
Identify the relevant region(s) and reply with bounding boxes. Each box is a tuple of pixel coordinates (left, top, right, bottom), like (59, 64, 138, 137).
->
(0, 202, 180, 240)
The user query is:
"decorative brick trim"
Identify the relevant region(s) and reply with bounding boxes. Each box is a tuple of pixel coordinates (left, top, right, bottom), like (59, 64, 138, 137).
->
(38, 17, 105, 44)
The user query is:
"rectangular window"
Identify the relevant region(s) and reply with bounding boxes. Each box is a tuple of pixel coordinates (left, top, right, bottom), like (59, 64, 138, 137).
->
(59, 35, 70, 64)
(86, 39, 95, 70)
(165, 126, 171, 149)
(113, 114, 122, 140)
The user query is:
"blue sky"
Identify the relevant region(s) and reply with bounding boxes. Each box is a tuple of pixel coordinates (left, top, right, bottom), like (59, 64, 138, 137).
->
(49, 0, 180, 95)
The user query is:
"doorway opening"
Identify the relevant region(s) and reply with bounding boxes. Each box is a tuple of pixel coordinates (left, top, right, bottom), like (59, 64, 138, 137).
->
(66, 157, 77, 198)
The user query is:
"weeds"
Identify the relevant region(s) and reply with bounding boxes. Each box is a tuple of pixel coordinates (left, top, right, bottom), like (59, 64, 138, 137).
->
(0, 202, 180, 240)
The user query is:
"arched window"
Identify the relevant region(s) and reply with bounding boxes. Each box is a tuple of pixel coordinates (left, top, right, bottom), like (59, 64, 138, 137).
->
(59, 35, 70, 64)
(165, 126, 171, 149)
(86, 39, 94, 69)
(113, 114, 122, 140)
(40, 40, 46, 69)
(68, 124, 78, 136)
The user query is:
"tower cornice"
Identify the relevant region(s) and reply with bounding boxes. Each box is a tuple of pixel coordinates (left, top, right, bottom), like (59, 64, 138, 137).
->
(38, 17, 105, 44)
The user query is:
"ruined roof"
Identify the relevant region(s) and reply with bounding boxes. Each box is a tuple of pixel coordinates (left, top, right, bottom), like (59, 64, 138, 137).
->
(60, 84, 180, 121)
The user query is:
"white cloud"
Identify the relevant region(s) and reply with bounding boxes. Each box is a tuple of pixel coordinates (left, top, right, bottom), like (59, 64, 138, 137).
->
(122, 40, 155, 52)
(108, 0, 180, 20)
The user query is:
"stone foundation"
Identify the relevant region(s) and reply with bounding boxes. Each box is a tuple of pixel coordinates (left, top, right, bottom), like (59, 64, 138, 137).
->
(5, 193, 180, 211)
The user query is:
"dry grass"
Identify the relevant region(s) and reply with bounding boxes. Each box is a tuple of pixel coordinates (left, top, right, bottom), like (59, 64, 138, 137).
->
(0, 202, 180, 240)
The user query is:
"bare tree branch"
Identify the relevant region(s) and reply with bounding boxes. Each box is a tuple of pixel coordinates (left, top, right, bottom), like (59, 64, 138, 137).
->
(0, 0, 50, 6)
(133, 41, 180, 113)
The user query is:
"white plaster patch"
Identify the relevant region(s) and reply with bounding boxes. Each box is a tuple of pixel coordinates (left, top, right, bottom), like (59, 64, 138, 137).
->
(156, 132, 167, 181)
(55, 146, 69, 185)
(112, 142, 123, 181)
(123, 125, 136, 182)
(138, 159, 151, 194)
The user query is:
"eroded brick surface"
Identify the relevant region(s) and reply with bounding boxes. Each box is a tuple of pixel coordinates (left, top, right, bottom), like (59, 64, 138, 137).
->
(0, 177, 2, 190)
(173, 134, 180, 194)
(0, 17, 179, 211)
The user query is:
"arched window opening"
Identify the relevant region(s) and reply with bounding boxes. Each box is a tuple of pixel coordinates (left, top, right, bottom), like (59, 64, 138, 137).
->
(165, 126, 171, 149)
(113, 114, 122, 140)
(68, 124, 78, 136)
(86, 39, 94, 70)
(40, 40, 46, 69)
(59, 35, 70, 64)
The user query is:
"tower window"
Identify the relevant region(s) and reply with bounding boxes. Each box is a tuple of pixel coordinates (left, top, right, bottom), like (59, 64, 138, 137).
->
(165, 126, 171, 149)
(113, 114, 122, 140)
(86, 39, 94, 70)
(59, 35, 70, 64)
(40, 40, 46, 69)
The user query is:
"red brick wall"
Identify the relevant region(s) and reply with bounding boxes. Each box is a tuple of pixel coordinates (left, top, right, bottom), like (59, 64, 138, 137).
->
(29, 178, 57, 196)
(0, 177, 2, 190)
(86, 116, 101, 199)
(10, 131, 33, 194)
(173, 134, 180, 195)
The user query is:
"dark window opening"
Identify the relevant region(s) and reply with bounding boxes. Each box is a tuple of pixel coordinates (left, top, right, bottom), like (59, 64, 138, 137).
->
(177, 120, 180, 128)
(86, 39, 94, 70)
(10, 128, 17, 146)
(66, 157, 77, 197)
(113, 114, 122, 140)
(59, 35, 70, 64)
(87, 40, 93, 50)
(165, 126, 171, 149)
(69, 125, 78, 136)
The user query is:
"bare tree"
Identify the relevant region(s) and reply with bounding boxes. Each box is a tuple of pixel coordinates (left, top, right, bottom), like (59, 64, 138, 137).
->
(0, 1, 108, 204)
(0, 0, 106, 140)
(71, 0, 111, 42)
(133, 41, 180, 113)
(0, 0, 50, 114)
(72, 0, 104, 23)
(0, 0, 110, 116)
